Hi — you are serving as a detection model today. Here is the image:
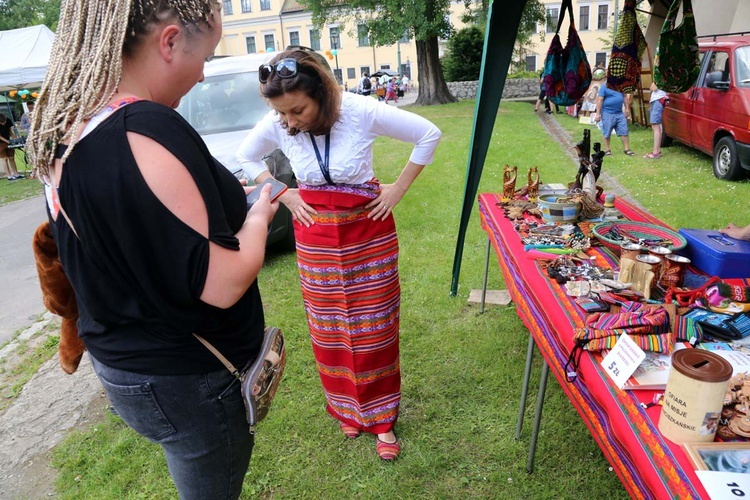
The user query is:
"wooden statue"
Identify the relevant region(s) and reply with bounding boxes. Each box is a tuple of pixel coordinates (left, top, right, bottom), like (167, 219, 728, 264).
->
(527, 167, 540, 201)
(501, 165, 517, 202)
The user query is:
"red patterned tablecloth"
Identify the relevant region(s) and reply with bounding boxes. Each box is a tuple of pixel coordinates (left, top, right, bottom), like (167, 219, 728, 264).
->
(477, 193, 748, 500)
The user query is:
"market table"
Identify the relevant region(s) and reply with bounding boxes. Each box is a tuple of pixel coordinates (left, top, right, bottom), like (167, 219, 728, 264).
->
(477, 192, 721, 499)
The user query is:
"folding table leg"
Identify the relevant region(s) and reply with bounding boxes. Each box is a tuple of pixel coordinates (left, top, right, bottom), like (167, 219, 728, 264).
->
(515, 334, 536, 441)
(526, 360, 549, 474)
(480, 237, 491, 313)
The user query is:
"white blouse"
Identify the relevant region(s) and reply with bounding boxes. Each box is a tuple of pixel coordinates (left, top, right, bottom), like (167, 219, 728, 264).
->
(236, 92, 442, 185)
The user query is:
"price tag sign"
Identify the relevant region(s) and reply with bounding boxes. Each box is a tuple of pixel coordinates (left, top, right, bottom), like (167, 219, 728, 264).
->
(600, 333, 647, 389)
(696, 471, 750, 499)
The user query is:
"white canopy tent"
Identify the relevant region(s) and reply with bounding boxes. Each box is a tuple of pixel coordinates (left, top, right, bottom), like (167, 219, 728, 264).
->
(0, 24, 54, 92)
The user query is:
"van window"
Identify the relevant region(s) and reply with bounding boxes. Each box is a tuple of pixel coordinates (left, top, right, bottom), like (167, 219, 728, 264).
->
(701, 51, 730, 87)
(737, 46, 750, 87)
(175, 70, 268, 135)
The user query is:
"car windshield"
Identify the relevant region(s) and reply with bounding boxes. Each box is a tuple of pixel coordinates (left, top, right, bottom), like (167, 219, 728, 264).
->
(737, 46, 750, 86)
(175, 70, 268, 135)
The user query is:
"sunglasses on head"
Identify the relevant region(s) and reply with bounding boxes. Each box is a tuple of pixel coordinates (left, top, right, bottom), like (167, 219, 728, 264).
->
(259, 58, 298, 83)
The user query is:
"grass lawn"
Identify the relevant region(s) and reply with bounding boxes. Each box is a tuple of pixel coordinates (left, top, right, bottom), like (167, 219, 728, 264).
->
(0, 149, 42, 205)
(49, 100, 744, 499)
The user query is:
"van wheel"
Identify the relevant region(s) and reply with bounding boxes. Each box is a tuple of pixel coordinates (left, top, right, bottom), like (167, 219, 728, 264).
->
(713, 136, 744, 180)
(660, 132, 673, 148)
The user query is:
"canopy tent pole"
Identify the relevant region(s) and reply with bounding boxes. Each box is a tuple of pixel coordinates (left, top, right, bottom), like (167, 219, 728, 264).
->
(449, 0, 529, 296)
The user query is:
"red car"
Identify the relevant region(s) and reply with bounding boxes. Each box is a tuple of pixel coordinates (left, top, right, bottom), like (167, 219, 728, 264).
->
(662, 34, 750, 180)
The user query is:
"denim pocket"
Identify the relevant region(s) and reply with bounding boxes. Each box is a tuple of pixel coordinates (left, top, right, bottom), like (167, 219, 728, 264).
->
(98, 377, 176, 442)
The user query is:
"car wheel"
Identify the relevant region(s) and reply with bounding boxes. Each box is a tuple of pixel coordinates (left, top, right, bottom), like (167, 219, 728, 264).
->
(660, 129, 673, 148)
(713, 136, 745, 181)
(273, 208, 296, 252)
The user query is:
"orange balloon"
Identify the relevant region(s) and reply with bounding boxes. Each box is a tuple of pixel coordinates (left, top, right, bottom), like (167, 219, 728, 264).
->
(9, 90, 17, 97)
(31, 92, 39, 98)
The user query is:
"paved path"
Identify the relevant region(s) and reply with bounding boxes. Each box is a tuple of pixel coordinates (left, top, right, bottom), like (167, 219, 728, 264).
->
(0, 196, 46, 345)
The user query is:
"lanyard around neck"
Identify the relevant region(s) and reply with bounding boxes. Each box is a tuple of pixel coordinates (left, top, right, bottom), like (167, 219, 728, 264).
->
(308, 133, 334, 185)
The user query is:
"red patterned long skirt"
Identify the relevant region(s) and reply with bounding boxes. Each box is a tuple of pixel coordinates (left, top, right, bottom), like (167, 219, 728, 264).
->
(294, 182, 400, 435)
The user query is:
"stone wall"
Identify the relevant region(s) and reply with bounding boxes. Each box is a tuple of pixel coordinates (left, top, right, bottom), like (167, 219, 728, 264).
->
(446, 78, 539, 100)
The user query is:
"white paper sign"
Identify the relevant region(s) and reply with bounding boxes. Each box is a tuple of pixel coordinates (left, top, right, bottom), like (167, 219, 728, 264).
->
(600, 333, 647, 389)
(695, 471, 750, 499)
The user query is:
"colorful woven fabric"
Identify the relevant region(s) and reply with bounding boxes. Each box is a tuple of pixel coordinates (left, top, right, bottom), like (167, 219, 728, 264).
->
(542, 0, 592, 106)
(576, 302, 673, 353)
(477, 193, 706, 499)
(295, 181, 401, 435)
(654, 0, 700, 93)
(607, 0, 647, 94)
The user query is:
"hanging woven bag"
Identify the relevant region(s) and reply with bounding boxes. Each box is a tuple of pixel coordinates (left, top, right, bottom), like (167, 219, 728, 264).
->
(542, 0, 592, 106)
(606, 0, 647, 94)
(653, 0, 700, 93)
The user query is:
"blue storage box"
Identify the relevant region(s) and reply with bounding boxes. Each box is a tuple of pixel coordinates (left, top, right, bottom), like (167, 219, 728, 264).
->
(678, 228, 750, 279)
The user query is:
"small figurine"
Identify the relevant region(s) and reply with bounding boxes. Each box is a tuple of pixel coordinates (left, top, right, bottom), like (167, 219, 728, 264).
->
(527, 167, 540, 201)
(501, 165, 517, 202)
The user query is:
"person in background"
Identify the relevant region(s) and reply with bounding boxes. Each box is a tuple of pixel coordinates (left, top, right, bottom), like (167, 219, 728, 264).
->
(401, 74, 410, 92)
(592, 83, 635, 156)
(644, 82, 668, 159)
(534, 73, 552, 114)
(0, 113, 22, 180)
(720, 223, 750, 241)
(236, 49, 442, 461)
(385, 77, 398, 104)
(20, 101, 35, 134)
(26, 1, 278, 497)
(357, 71, 372, 96)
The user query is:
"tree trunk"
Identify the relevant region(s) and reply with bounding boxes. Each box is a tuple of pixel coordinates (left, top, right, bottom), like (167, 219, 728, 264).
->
(415, 37, 457, 106)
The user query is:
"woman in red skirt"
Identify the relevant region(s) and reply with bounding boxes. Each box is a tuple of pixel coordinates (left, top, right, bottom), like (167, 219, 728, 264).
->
(237, 49, 441, 460)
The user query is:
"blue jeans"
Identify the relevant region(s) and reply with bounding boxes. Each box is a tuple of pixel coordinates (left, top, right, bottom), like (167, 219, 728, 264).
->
(90, 354, 253, 499)
(649, 99, 665, 125)
(600, 111, 628, 139)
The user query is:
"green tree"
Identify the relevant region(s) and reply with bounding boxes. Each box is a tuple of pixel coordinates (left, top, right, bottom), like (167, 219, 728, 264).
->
(512, 0, 547, 73)
(0, 0, 60, 31)
(298, 0, 457, 105)
(442, 26, 483, 82)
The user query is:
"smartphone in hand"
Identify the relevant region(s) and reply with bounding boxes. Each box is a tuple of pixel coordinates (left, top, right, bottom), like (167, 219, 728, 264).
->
(246, 177, 288, 210)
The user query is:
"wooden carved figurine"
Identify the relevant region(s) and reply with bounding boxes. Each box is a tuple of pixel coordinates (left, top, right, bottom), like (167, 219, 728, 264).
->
(501, 165, 517, 202)
(527, 167, 540, 201)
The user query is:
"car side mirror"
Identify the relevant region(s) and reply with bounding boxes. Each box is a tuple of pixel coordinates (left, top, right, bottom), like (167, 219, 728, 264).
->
(708, 80, 730, 91)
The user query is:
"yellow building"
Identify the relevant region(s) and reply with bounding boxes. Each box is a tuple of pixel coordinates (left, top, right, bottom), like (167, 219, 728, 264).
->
(216, 0, 479, 90)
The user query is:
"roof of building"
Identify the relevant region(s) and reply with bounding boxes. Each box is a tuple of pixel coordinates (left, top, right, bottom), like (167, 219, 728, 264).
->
(281, 0, 306, 14)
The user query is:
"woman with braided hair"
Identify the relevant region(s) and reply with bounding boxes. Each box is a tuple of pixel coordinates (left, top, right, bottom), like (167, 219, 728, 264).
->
(26, 1, 278, 497)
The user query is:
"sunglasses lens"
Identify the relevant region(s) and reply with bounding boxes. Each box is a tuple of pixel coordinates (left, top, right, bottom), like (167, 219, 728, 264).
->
(276, 59, 297, 78)
(259, 65, 273, 83)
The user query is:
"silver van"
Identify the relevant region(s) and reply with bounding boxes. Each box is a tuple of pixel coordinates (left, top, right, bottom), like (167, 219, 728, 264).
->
(176, 53, 296, 249)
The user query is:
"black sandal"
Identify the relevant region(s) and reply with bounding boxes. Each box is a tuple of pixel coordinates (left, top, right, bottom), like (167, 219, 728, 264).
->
(624, 149, 635, 156)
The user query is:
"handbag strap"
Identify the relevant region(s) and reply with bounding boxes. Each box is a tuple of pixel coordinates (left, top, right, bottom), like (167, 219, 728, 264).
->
(663, 0, 692, 31)
(193, 333, 241, 378)
(554, 0, 575, 34)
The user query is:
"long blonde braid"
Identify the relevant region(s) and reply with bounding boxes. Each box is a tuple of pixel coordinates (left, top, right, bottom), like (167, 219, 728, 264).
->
(27, 0, 219, 178)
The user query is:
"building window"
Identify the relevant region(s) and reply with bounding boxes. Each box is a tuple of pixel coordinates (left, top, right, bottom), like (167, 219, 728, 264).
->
(245, 36, 256, 54)
(260, 0, 270, 11)
(289, 31, 300, 47)
(357, 25, 369, 47)
(241, 0, 251, 12)
(347, 67, 356, 79)
(380, 64, 390, 70)
(595, 52, 607, 69)
(546, 7, 559, 33)
(309, 29, 321, 50)
(360, 66, 370, 76)
(525, 55, 536, 72)
(264, 34, 274, 52)
(579, 5, 589, 31)
(223, 0, 233, 15)
(597, 4, 608, 30)
(329, 26, 341, 49)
